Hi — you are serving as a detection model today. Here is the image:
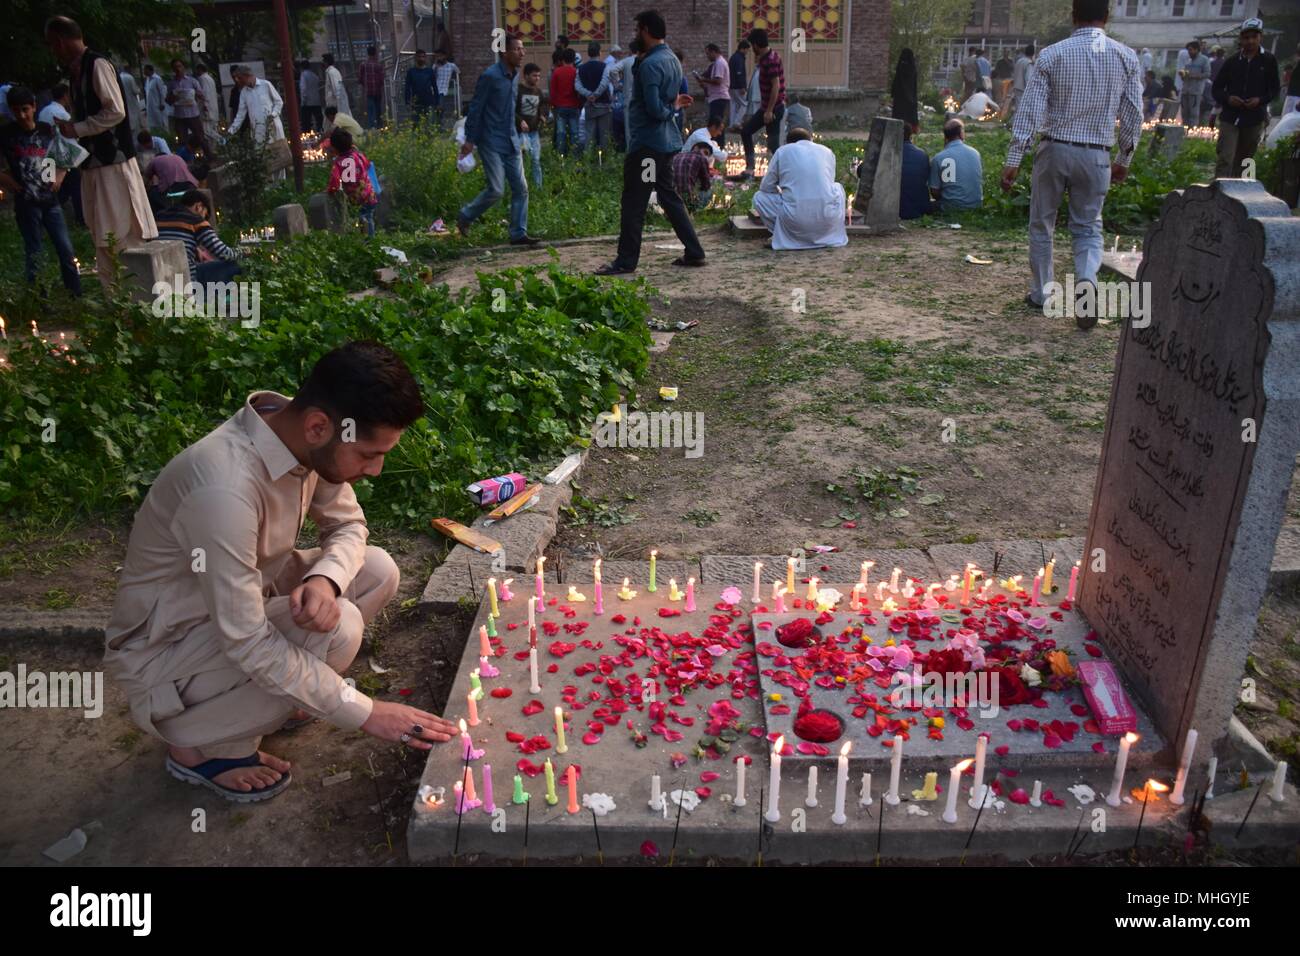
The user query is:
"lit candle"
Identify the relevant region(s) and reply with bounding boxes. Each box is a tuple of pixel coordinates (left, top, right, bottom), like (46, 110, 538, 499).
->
(851, 583, 865, 610)
(885, 734, 903, 805)
(0, 317, 6, 340)
(1043, 559, 1055, 596)
(1106, 732, 1139, 807)
(805, 766, 819, 808)
(943, 759, 974, 823)
(960, 568, 972, 606)
(775, 587, 787, 614)
(554, 706, 568, 753)
(487, 579, 499, 618)
(535, 556, 546, 605)
(1067, 561, 1080, 601)
(1030, 568, 1044, 606)
(945, 574, 959, 592)
(528, 646, 541, 694)
(875, 582, 886, 602)
(1029, 779, 1042, 808)
(1170, 728, 1197, 805)
(500, 578, 515, 601)
(685, 577, 696, 612)
(859, 772, 873, 806)
(648, 550, 658, 592)
(832, 742, 851, 825)
(668, 577, 682, 601)
(752, 562, 763, 603)
(805, 576, 819, 603)
(881, 597, 897, 614)
(1269, 761, 1288, 802)
(649, 773, 664, 811)
(969, 734, 988, 809)
(860, 561, 873, 588)
(765, 735, 784, 822)
(482, 763, 496, 814)
(787, 557, 796, 594)
(467, 691, 480, 727)
(734, 756, 748, 807)
(593, 558, 603, 615)
(478, 624, 492, 658)
(890, 567, 901, 593)
(544, 757, 558, 806)
(459, 718, 473, 760)
(618, 577, 637, 600)
(566, 765, 580, 813)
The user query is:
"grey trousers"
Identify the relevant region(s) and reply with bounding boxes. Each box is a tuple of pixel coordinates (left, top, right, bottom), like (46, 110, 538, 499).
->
(1027, 140, 1111, 305)
(1180, 91, 1202, 127)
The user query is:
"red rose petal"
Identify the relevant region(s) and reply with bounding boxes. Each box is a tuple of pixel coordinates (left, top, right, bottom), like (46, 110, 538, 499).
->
(522, 700, 544, 716)
(700, 771, 720, 783)
(1084, 644, 1103, 657)
(1009, 788, 1030, 805)
(695, 786, 712, 799)
(641, 840, 659, 858)
(994, 745, 1010, 756)
(491, 688, 513, 699)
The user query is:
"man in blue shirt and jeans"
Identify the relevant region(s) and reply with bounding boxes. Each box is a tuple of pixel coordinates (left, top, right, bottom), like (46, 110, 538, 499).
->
(457, 34, 539, 245)
(596, 9, 705, 275)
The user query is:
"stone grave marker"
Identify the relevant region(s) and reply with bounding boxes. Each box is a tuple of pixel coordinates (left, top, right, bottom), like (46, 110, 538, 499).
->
(1078, 179, 1300, 753)
(121, 240, 189, 303)
(1148, 123, 1185, 162)
(272, 202, 307, 241)
(307, 192, 343, 232)
(850, 115, 902, 231)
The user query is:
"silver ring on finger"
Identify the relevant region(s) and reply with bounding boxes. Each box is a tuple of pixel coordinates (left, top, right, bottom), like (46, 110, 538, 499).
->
(400, 733, 411, 743)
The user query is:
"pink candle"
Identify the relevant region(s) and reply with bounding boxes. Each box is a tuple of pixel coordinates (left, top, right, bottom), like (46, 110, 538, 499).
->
(593, 579, 604, 615)
(685, 577, 696, 612)
(467, 691, 480, 727)
(453, 780, 467, 814)
(482, 763, 495, 814)
(499, 578, 514, 601)
(851, 583, 864, 610)
(478, 624, 491, 658)
(1067, 562, 1080, 601)
(1031, 568, 1043, 606)
(775, 587, 787, 614)
(459, 719, 473, 760)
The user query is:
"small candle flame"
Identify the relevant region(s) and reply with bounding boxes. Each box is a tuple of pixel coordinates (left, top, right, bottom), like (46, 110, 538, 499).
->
(773, 735, 784, 753)
(955, 758, 975, 772)
(840, 741, 852, 757)
(1124, 732, 1140, 745)
(459, 718, 467, 733)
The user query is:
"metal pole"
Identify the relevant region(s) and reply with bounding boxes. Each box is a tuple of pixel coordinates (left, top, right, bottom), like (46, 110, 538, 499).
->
(272, 0, 305, 191)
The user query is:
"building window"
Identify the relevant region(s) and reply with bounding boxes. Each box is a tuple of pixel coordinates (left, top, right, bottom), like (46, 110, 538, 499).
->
(497, 0, 611, 45)
(1219, 0, 1235, 14)
(967, 0, 985, 28)
(1125, 0, 1140, 15)
(1171, 0, 1186, 16)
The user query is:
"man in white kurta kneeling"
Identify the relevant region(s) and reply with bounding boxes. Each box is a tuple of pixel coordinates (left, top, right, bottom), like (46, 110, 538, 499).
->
(750, 127, 847, 251)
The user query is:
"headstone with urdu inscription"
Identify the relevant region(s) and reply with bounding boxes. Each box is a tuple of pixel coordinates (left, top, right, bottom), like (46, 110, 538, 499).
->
(1078, 180, 1300, 753)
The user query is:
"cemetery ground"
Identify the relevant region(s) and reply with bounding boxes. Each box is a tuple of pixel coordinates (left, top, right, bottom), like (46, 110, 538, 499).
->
(2, 122, 1299, 866)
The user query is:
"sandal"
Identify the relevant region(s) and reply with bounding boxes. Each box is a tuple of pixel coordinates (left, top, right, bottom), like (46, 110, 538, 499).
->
(165, 753, 293, 803)
(671, 256, 707, 267)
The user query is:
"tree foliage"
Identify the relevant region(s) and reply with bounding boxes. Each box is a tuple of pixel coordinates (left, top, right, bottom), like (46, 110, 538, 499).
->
(890, 0, 975, 92)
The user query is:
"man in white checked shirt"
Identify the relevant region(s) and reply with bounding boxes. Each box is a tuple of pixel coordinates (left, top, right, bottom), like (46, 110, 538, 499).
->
(1000, 0, 1143, 330)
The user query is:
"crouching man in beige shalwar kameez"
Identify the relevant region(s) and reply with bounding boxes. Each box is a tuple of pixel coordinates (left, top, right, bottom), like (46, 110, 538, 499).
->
(103, 342, 459, 802)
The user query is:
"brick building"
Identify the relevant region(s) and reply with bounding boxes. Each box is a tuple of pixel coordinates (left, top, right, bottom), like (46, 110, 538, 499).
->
(444, 0, 892, 126)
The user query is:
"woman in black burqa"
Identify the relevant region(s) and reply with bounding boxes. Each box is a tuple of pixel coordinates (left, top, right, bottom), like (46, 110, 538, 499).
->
(891, 48, 919, 128)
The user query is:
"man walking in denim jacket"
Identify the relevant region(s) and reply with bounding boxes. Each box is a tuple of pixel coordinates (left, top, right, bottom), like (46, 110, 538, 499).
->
(596, 9, 705, 275)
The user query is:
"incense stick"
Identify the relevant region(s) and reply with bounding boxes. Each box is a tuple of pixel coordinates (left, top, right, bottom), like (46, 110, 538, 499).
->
(1235, 780, 1265, 839)
(591, 808, 603, 865)
(756, 787, 764, 867)
(452, 755, 470, 864)
(875, 794, 885, 866)
(669, 779, 686, 866)
(1066, 807, 1085, 859)
(961, 788, 987, 865)
(1132, 780, 1153, 853)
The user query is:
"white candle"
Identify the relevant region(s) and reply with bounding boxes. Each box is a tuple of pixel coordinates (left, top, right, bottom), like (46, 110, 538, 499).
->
(765, 735, 784, 822)
(885, 735, 903, 805)
(752, 562, 763, 603)
(528, 647, 541, 694)
(1170, 728, 1198, 805)
(851, 583, 865, 610)
(859, 772, 873, 806)
(1269, 761, 1288, 802)
(734, 756, 747, 807)
(805, 576, 819, 602)
(805, 766, 819, 808)
(875, 582, 886, 602)
(890, 567, 901, 593)
(528, 595, 536, 632)
(943, 758, 973, 823)
(1205, 756, 1218, 800)
(649, 773, 663, 811)
(969, 734, 988, 809)
(832, 742, 851, 825)
(860, 561, 873, 588)
(1029, 779, 1042, 808)
(1106, 732, 1139, 807)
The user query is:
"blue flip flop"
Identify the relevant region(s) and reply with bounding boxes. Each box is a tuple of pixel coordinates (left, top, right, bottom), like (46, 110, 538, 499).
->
(165, 753, 292, 803)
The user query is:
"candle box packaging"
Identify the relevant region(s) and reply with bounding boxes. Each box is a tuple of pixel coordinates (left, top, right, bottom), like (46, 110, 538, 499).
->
(467, 473, 527, 506)
(1077, 661, 1137, 735)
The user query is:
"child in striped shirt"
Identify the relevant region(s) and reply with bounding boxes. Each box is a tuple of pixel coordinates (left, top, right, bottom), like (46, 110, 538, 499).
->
(326, 128, 379, 237)
(153, 189, 241, 284)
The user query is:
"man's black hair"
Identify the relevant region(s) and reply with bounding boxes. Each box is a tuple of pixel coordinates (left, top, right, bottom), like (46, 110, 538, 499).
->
(328, 127, 353, 154)
(325, 106, 339, 117)
(1072, 0, 1109, 23)
(290, 342, 425, 435)
(176, 188, 211, 216)
(323, 53, 335, 65)
(51, 80, 70, 101)
(6, 85, 35, 109)
(588, 42, 601, 57)
(367, 45, 378, 57)
(748, 29, 769, 50)
(635, 10, 668, 40)
(1024, 44, 1035, 56)
(523, 62, 541, 74)
(738, 40, 751, 51)
(786, 127, 812, 144)
(706, 42, 721, 54)
(563, 48, 577, 64)
(43, 15, 82, 40)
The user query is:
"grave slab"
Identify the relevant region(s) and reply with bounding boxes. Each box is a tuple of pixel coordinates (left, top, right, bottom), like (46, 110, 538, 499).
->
(121, 240, 189, 302)
(1078, 179, 1300, 754)
(408, 563, 1202, 864)
(1099, 250, 1142, 281)
(272, 203, 307, 241)
(851, 115, 903, 232)
(1148, 123, 1186, 161)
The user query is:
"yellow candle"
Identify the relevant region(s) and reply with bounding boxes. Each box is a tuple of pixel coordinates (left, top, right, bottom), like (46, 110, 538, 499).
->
(912, 771, 939, 801)
(618, 577, 637, 599)
(806, 576, 819, 602)
(566, 585, 586, 602)
(882, 597, 897, 613)
(554, 705, 568, 753)
(544, 758, 558, 805)
(668, 577, 682, 601)
(487, 578, 499, 617)
(649, 550, 657, 592)
(1043, 559, 1055, 595)
(787, 557, 796, 594)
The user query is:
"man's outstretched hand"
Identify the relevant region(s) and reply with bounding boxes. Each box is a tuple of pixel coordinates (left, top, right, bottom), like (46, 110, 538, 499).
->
(675, 93, 693, 109)
(1110, 162, 1129, 183)
(361, 700, 460, 750)
(1000, 164, 1020, 192)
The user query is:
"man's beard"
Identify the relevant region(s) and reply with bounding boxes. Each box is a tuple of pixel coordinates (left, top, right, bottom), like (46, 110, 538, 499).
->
(308, 442, 350, 484)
